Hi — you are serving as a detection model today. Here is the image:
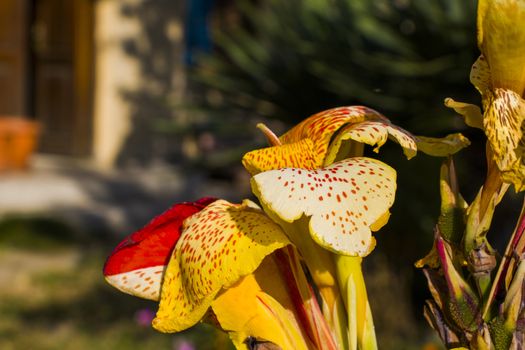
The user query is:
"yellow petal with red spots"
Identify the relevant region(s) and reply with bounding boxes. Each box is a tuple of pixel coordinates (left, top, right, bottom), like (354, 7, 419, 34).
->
(242, 106, 389, 175)
(444, 98, 484, 129)
(469, 55, 492, 97)
(242, 139, 318, 175)
(415, 134, 471, 157)
(152, 199, 290, 332)
(280, 106, 386, 144)
(324, 120, 417, 165)
(484, 88, 525, 191)
(478, 0, 525, 96)
(251, 158, 396, 256)
(280, 106, 386, 166)
(212, 256, 313, 350)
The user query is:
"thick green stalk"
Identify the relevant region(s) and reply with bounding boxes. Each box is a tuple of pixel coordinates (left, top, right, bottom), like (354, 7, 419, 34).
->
(464, 160, 509, 255)
(335, 255, 377, 350)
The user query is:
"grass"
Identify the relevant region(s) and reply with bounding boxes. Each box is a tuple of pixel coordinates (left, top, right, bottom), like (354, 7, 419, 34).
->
(0, 217, 77, 251)
(0, 216, 230, 350)
(0, 215, 444, 350)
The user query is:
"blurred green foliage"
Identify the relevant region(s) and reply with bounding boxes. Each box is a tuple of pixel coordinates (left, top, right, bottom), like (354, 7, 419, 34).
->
(0, 217, 77, 251)
(192, 0, 485, 257)
(195, 0, 478, 133)
(0, 217, 230, 350)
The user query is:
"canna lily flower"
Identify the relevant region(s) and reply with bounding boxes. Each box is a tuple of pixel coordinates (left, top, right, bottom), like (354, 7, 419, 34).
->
(243, 106, 469, 176)
(445, 0, 525, 191)
(243, 106, 469, 260)
(251, 157, 395, 349)
(103, 197, 217, 300)
(243, 106, 392, 175)
(105, 198, 336, 350)
(242, 106, 468, 349)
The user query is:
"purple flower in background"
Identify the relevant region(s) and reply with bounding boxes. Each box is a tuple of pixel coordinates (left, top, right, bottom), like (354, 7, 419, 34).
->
(173, 339, 195, 350)
(134, 308, 155, 327)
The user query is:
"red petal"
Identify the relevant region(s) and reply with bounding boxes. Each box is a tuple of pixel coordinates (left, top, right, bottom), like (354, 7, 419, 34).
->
(103, 197, 216, 276)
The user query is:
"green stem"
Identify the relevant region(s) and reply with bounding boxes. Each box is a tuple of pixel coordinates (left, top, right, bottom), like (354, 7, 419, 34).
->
(464, 162, 508, 255)
(335, 255, 377, 350)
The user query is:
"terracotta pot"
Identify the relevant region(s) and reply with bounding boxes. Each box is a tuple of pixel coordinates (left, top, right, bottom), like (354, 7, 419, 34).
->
(0, 117, 40, 171)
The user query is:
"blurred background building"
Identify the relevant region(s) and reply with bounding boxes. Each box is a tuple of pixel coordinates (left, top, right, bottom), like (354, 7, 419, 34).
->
(1, 0, 188, 168)
(0, 3, 236, 348)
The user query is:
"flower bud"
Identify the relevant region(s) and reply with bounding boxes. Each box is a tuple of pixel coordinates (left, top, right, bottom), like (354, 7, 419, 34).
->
(436, 236, 482, 332)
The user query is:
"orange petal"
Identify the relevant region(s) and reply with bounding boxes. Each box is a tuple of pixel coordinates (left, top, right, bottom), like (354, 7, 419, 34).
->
(243, 106, 388, 175)
(242, 139, 318, 175)
(280, 106, 385, 144)
(281, 106, 386, 164)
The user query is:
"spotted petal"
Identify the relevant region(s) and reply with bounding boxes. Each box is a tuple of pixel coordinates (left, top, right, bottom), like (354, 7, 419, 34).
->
(242, 106, 386, 174)
(324, 120, 417, 165)
(484, 88, 525, 191)
(103, 197, 216, 300)
(243, 139, 317, 175)
(251, 158, 396, 256)
(152, 199, 290, 332)
(280, 106, 386, 144)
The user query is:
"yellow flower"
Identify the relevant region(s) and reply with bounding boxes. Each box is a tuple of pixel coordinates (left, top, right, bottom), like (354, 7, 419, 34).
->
(243, 106, 468, 176)
(105, 198, 336, 350)
(251, 157, 396, 350)
(243, 106, 468, 349)
(446, 0, 525, 191)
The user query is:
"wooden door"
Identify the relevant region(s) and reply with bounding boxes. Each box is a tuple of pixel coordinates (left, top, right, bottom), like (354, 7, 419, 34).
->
(0, 0, 29, 116)
(32, 0, 93, 156)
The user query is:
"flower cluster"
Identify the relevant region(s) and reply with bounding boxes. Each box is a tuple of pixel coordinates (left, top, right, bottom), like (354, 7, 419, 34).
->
(101, 1, 525, 348)
(104, 106, 466, 350)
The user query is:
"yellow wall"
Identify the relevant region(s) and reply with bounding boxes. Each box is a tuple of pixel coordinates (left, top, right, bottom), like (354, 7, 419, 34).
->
(92, 0, 185, 168)
(93, 0, 141, 168)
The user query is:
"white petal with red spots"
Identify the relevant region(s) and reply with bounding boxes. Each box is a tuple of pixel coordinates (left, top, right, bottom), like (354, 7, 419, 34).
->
(325, 120, 417, 165)
(252, 157, 397, 256)
(105, 266, 164, 300)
